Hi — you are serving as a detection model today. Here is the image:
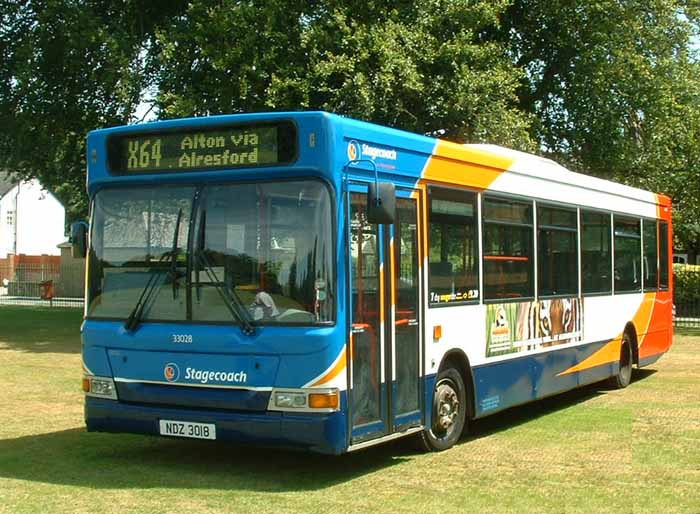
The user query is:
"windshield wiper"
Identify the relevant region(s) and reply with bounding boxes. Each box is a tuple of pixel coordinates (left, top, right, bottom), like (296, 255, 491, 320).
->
(125, 208, 184, 331)
(195, 247, 256, 336)
(194, 207, 255, 336)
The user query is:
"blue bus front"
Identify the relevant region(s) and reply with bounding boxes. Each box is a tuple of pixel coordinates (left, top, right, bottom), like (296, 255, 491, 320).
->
(81, 113, 349, 454)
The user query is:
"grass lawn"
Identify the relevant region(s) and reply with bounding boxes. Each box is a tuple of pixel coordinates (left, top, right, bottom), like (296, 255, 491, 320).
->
(0, 306, 698, 514)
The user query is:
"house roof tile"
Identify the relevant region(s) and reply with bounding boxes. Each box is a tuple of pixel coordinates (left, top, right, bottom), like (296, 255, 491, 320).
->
(0, 171, 18, 199)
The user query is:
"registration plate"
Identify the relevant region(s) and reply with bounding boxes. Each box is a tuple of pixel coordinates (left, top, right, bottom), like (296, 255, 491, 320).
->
(159, 419, 216, 440)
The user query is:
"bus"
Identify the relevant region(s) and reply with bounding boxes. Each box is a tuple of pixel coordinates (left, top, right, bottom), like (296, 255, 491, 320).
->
(74, 111, 673, 454)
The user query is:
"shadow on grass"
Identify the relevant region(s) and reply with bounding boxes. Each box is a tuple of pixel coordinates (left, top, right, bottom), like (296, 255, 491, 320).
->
(468, 368, 657, 438)
(0, 370, 660, 491)
(0, 428, 411, 491)
(0, 306, 82, 353)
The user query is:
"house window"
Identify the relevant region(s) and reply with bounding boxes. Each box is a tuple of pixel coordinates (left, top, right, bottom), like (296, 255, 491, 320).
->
(6, 210, 14, 226)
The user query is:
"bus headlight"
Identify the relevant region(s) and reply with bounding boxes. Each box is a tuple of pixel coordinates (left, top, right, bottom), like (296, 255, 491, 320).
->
(269, 388, 339, 412)
(83, 376, 118, 400)
(274, 392, 307, 408)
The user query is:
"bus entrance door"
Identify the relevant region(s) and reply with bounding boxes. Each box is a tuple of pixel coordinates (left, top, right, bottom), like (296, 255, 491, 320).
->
(390, 196, 422, 432)
(348, 188, 423, 445)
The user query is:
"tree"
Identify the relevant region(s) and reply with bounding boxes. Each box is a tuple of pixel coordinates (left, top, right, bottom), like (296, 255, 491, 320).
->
(0, 0, 186, 220)
(499, 0, 700, 252)
(150, 0, 534, 148)
(2, 0, 699, 250)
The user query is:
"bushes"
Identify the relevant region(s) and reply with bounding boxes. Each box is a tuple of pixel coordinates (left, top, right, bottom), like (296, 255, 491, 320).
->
(673, 264, 700, 306)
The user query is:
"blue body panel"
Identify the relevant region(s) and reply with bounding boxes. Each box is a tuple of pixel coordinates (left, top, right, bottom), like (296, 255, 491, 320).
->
(638, 352, 663, 367)
(472, 339, 615, 417)
(85, 395, 348, 455)
(82, 320, 342, 389)
(83, 112, 437, 453)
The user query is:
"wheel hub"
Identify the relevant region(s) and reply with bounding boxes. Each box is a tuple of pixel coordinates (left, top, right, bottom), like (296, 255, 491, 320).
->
(435, 383, 459, 431)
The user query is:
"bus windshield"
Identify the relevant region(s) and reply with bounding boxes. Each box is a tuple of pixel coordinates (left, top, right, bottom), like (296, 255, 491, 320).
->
(87, 180, 334, 325)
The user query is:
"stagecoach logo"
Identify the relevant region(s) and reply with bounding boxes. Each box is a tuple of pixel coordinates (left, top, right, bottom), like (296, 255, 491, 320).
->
(164, 362, 180, 382)
(347, 140, 360, 161)
(347, 140, 397, 162)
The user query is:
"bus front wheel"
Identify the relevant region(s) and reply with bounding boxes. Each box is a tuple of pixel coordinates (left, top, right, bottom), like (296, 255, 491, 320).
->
(419, 367, 467, 451)
(609, 332, 633, 389)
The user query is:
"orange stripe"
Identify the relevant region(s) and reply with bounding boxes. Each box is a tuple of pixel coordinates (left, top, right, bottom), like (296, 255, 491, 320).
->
(558, 293, 656, 376)
(558, 335, 624, 376)
(655, 193, 672, 221)
(410, 185, 427, 267)
(422, 140, 515, 189)
(419, 184, 428, 266)
(635, 293, 657, 349)
(639, 294, 673, 359)
(310, 347, 347, 387)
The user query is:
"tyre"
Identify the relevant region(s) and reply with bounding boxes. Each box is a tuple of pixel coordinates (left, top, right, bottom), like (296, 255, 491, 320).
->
(609, 331, 633, 389)
(418, 367, 467, 452)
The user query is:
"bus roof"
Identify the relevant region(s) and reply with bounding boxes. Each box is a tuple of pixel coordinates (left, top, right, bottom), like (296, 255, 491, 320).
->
(464, 143, 671, 207)
(86, 111, 671, 209)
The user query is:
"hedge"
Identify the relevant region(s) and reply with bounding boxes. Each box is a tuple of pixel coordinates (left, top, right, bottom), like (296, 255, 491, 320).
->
(673, 264, 700, 305)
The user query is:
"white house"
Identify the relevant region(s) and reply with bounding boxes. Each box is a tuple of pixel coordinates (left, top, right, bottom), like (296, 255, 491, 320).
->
(0, 172, 66, 258)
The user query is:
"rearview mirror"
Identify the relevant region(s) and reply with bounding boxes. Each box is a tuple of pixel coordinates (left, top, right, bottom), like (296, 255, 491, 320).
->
(367, 182, 396, 225)
(70, 221, 88, 258)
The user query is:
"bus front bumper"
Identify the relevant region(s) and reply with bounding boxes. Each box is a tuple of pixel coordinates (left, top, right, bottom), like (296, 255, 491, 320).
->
(85, 397, 347, 455)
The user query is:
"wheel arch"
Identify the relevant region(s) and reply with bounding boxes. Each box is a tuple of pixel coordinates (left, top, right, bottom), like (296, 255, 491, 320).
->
(437, 349, 476, 420)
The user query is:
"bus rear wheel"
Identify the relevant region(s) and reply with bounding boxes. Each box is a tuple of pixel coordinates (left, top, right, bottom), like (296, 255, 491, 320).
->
(419, 367, 467, 452)
(610, 332, 633, 389)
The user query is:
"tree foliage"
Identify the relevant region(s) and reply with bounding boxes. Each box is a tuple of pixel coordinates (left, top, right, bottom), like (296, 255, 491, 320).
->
(499, 0, 700, 251)
(0, 0, 184, 219)
(152, 0, 532, 147)
(0, 0, 699, 255)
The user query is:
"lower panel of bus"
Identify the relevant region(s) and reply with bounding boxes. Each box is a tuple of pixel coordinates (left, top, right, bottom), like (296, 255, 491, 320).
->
(470, 338, 668, 418)
(85, 396, 348, 455)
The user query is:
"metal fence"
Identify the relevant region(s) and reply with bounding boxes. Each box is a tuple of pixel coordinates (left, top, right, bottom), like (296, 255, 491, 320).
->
(674, 298, 700, 329)
(0, 263, 84, 308)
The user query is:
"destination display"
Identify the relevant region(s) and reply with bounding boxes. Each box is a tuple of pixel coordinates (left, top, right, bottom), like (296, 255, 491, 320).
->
(108, 121, 296, 173)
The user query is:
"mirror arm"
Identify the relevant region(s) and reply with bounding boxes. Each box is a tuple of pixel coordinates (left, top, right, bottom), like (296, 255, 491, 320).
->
(344, 159, 379, 203)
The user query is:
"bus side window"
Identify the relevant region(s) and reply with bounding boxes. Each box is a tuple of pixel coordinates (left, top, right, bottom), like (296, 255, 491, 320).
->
(537, 205, 577, 297)
(643, 219, 659, 291)
(614, 215, 642, 293)
(427, 187, 478, 305)
(659, 221, 669, 289)
(580, 210, 612, 294)
(482, 196, 534, 300)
